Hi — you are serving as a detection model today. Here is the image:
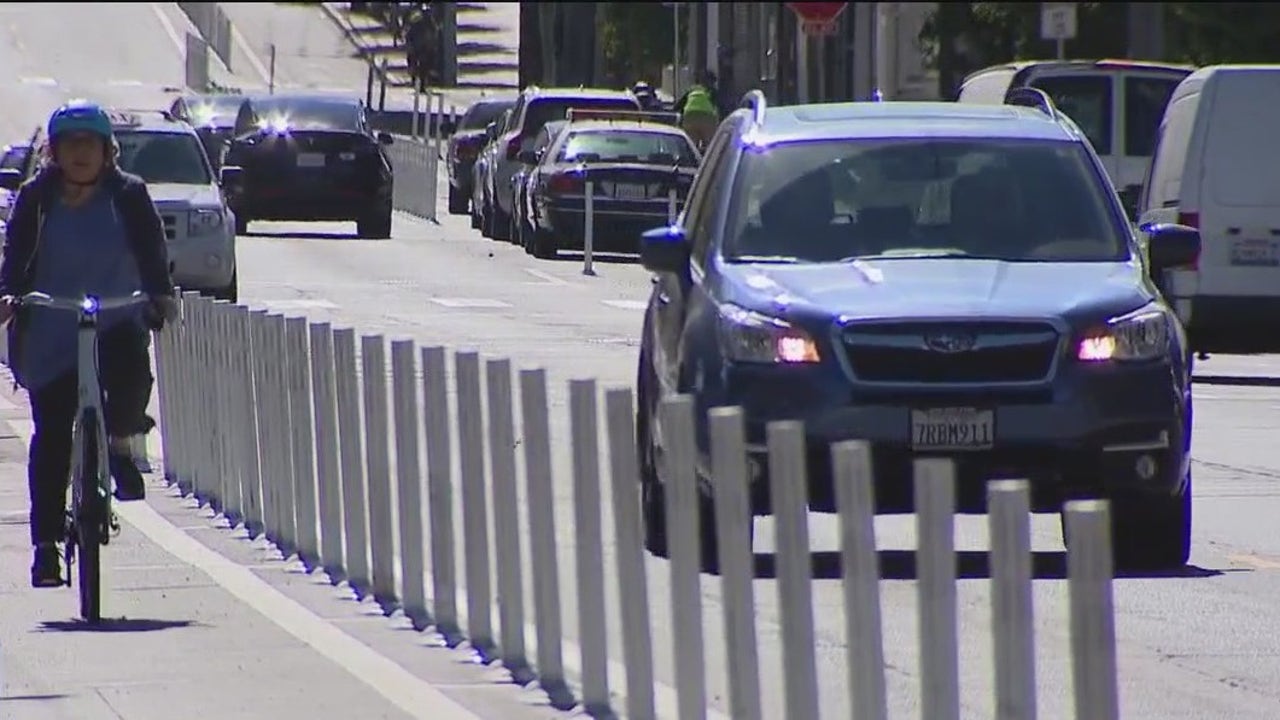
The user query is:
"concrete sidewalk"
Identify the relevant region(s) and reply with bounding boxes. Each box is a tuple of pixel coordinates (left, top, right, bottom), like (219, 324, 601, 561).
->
(0, 373, 566, 720)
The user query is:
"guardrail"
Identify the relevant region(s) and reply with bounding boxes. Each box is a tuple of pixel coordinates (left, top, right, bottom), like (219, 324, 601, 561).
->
(384, 91, 456, 224)
(154, 291, 1121, 720)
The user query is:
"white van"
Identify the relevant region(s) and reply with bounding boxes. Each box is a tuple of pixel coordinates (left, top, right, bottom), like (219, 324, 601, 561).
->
(957, 60, 1193, 217)
(1138, 65, 1280, 354)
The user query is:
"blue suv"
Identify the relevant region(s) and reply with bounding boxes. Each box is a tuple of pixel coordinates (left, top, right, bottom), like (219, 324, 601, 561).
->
(636, 89, 1202, 573)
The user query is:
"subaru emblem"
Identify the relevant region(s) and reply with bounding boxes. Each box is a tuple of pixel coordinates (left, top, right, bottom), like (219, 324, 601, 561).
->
(923, 331, 976, 353)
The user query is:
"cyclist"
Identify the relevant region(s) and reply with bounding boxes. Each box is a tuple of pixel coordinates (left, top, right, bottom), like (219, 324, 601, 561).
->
(677, 80, 719, 151)
(0, 100, 177, 587)
(631, 81, 660, 111)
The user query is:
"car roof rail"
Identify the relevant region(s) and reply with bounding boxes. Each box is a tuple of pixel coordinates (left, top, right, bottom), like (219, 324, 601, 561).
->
(740, 89, 767, 126)
(1004, 87, 1059, 119)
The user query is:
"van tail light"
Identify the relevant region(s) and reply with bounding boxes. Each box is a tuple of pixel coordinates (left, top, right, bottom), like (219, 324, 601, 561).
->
(1177, 212, 1200, 270)
(505, 135, 522, 161)
(547, 173, 583, 195)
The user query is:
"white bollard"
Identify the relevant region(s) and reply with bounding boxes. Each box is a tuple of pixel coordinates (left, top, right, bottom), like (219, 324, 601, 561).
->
(391, 340, 429, 629)
(660, 395, 706, 720)
(487, 358, 532, 681)
(583, 180, 596, 276)
(333, 328, 372, 597)
(265, 313, 297, 557)
(242, 308, 269, 538)
(989, 480, 1037, 720)
(286, 317, 319, 570)
(309, 322, 344, 581)
(362, 334, 398, 613)
(915, 457, 960, 720)
(1066, 500, 1119, 720)
(422, 346, 461, 642)
(832, 440, 888, 720)
(569, 379, 611, 715)
(455, 350, 496, 660)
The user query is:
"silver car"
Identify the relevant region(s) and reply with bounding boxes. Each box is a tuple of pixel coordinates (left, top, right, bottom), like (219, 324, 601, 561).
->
(108, 109, 238, 301)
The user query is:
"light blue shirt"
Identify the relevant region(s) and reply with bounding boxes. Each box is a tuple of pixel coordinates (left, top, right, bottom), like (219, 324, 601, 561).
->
(16, 189, 143, 391)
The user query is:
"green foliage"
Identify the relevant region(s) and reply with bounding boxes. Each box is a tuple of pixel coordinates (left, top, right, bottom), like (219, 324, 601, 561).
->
(1166, 3, 1280, 65)
(599, 2, 675, 89)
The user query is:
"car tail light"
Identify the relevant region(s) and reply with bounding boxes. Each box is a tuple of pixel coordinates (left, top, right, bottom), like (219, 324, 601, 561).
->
(547, 173, 583, 194)
(1177, 212, 1200, 269)
(505, 135, 522, 161)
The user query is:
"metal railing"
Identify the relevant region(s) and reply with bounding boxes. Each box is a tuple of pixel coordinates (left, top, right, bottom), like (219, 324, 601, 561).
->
(154, 290, 1121, 720)
(384, 91, 448, 223)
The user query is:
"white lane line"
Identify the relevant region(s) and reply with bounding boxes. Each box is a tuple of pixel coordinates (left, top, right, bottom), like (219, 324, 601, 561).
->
(602, 300, 649, 311)
(430, 297, 512, 309)
(228, 17, 273, 85)
(20, 77, 57, 87)
(5, 415, 487, 720)
(149, 2, 186, 57)
(108, 79, 145, 87)
(522, 268, 570, 287)
(256, 299, 340, 311)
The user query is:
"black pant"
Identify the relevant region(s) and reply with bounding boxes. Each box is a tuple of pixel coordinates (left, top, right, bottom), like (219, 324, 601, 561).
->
(27, 325, 154, 544)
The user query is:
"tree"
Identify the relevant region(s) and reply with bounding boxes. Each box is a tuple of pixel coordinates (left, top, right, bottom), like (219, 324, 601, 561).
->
(1166, 3, 1280, 65)
(919, 3, 1127, 98)
(598, 2, 675, 90)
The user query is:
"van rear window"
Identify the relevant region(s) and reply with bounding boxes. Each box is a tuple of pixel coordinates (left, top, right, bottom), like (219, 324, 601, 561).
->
(1031, 75, 1113, 155)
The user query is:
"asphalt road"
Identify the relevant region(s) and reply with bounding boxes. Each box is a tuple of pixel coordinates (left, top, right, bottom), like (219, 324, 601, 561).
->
(7, 3, 1280, 719)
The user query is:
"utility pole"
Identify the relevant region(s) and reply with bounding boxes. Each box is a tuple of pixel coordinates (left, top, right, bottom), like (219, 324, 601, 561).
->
(440, 1, 458, 86)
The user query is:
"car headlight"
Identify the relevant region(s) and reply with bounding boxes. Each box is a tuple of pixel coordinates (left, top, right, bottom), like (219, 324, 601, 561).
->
(1077, 305, 1171, 362)
(717, 303, 820, 364)
(188, 207, 224, 235)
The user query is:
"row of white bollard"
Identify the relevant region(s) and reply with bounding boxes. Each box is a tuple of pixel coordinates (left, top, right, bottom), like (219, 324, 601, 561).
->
(154, 290, 1121, 720)
(581, 183, 681, 277)
(406, 89, 447, 223)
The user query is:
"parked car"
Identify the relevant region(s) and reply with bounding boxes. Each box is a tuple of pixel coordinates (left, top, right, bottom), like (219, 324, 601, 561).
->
(1137, 64, 1280, 355)
(447, 97, 514, 215)
(479, 86, 641, 242)
(510, 119, 569, 248)
(636, 89, 1199, 574)
(956, 59, 1193, 219)
(519, 110, 699, 259)
(168, 92, 254, 171)
(470, 107, 510, 231)
(220, 93, 395, 238)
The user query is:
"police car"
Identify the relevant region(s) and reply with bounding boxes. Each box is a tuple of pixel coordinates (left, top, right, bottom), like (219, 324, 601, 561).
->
(105, 109, 238, 302)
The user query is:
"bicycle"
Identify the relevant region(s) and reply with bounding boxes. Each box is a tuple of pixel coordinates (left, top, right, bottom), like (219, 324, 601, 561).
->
(18, 290, 151, 623)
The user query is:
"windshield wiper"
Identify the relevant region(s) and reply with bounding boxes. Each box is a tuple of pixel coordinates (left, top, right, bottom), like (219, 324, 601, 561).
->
(727, 254, 802, 264)
(840, 250, 974, 262)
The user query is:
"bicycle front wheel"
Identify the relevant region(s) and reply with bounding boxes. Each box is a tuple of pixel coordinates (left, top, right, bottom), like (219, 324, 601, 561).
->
(76, 410, 104, 623)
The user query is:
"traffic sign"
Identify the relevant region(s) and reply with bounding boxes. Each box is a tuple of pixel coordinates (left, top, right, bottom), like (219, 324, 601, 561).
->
(786, 2, 848, 37)
(1040, 3, 1078, 41)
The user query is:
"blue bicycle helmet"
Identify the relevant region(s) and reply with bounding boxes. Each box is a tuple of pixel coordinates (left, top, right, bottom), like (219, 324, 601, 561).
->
(47, 100, 113, 142)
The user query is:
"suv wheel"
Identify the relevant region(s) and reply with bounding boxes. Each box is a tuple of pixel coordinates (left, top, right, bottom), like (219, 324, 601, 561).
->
(357, 201, 393, 239)
(447, 185, 469, 215)
(1062, 477, 1192, 573)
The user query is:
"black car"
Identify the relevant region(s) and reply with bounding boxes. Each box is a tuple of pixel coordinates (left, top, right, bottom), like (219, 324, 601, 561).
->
(220, 93, 395, 239)
(447, 97, 514, 215)
(169, 93, 254, 171)
(521, 112, 700, 259)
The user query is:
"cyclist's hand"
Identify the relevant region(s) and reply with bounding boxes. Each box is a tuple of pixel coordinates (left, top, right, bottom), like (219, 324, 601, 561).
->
(0, 295, 16, 327)
(144, 295, 178, 330)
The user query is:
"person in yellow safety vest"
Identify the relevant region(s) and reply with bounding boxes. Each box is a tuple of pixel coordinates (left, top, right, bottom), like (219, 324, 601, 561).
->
(680, 84, 719, 152)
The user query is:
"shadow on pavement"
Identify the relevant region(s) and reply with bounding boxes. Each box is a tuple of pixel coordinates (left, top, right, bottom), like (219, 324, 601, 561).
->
(552, 251, 638, 266)
(742, 550, 1226, 581)
(0, 694, 72, 702)
(37, 617, 197, 633)
(242, 230, 362, 242)
(1193, 374, 1280, 387)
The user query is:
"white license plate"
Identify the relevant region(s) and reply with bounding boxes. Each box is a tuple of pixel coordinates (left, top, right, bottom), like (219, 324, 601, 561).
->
(297, 152, 326, 168)
(1230, 238, 1280, 267)
(612, 183, 648, 200)
(910, 407, 994, 451)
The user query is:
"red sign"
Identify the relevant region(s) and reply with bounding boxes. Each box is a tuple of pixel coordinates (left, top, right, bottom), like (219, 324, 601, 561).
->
(785, 2, 848, 25)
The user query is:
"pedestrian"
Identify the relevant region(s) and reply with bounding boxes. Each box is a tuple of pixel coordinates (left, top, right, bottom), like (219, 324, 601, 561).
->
(0, 101, 176, 587)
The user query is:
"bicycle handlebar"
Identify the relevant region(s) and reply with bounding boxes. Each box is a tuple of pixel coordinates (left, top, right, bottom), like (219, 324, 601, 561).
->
(19, 291, 150, 315)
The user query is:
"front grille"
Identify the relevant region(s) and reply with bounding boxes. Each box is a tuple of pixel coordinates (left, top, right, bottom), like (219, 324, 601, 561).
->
(161, 214, 177, 241)
(843, 321, 1059, 384)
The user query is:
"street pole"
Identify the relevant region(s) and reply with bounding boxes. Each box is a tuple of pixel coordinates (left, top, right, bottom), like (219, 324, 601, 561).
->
(269, 44, 276, 94)
(673, 3, 681, 97)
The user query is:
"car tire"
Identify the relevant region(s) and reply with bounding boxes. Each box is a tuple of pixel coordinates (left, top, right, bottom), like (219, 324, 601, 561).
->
(470, 199, 482, 229)
(357, 202, 394, 239)
(211, 270, 238, 303)
(491, 203, 512, 242)
(234, 214, 249, 236)
(1111, 477, 1192, 572)
(531, 228, 558, 259)
(448, 185, 469, 215)
(480, 201, 494, 238)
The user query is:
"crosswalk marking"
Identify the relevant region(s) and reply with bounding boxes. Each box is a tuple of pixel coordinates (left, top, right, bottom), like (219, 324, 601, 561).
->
(108, 79, 144, 87)
(430, 297, 512, 309)
(602, 300, 649, 311)
(20, 76, 57, 86)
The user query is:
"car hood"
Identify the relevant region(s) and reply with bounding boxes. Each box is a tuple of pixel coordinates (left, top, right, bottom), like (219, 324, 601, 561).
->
(719, 258, 1156, 324)
(146, 183, 223, 207)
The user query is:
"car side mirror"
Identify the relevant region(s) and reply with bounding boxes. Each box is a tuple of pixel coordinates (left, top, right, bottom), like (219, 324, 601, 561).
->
(640, 225, 690, 275)
(517, 149, 538, 165)
(377, 131, 394, 145)
(0, 168, 22, 191)
(219, 165, 242, 187)
(1142, 222, 1200, 271)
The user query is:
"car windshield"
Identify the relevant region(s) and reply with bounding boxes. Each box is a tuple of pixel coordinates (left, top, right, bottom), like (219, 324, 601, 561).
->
(525, 97, 639, 136)
(460, 101, 512, 130)
(116, 131, 212, 185)
(724, 138, 1128, 263)
(188, 95, 246, 128)
(255, 99, 361, 131)
(557, 129, 696, 164)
